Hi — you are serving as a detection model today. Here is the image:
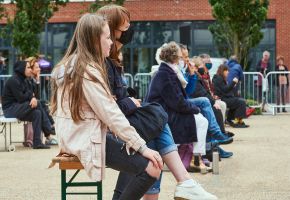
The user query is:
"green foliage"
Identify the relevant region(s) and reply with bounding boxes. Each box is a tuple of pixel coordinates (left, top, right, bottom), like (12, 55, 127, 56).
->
(0, 0, 5, 19)
(89, 0, 125, 12)
(208, 0, 269, 69)
(10, 0, 68, 58)
(246, 99, 261, 115)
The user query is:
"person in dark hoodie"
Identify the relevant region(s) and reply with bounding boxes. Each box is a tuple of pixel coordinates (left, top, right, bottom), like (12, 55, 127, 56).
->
(2, 60, 54, 149)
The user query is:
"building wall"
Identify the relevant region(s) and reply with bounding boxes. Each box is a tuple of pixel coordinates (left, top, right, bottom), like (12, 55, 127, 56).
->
(50, 0, 290, 66)
(0, 0, 288, 66)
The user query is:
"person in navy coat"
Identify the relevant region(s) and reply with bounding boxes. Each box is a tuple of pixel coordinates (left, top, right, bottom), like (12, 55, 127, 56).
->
(145, 42, 208, 151)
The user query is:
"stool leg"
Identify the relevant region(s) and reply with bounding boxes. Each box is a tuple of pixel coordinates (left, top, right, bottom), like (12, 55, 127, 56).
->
(9, 122, 12, 145)
(4, 123, 7, 151)
(61, 170, 66, 200)
(97, 182, 102, 200)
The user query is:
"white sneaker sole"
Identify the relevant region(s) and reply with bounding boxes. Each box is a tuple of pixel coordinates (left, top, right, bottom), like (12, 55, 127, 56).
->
(174, 197, 217, 200)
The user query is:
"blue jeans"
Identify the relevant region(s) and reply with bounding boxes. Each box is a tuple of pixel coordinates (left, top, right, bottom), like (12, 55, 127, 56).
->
(187, 97, 223, 139)
(146, 124, 177, 194)
(147, 124, 177, 156)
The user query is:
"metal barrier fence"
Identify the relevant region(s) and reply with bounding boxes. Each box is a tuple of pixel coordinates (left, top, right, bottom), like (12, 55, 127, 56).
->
(1, 71, 289, 115)
(133, 73, 151, 100)
(265, 71, 290, 113)
(241, 72, 264, 108)
(124, 73, 134, 88)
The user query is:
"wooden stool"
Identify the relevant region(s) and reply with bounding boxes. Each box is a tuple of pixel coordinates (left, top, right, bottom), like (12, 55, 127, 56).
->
(50, 155, 102, 200)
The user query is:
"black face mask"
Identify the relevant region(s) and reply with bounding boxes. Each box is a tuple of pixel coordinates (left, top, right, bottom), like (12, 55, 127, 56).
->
(117, 26, 134, 45)
(198, 67, 205, 75)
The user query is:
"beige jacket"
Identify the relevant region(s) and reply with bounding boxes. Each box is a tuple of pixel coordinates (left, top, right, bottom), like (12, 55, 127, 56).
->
(52, 63, 146, 181)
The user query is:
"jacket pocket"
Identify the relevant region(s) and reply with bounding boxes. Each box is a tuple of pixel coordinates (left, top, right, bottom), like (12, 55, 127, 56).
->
(90, 135, 102, 168)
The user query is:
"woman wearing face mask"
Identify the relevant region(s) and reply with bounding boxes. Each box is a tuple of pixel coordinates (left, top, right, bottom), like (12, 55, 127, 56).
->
(51, 13, 163, 200)
(199, 54, 228, 123)
(97, 5, 217, 200)
(184, 56, 234, 159)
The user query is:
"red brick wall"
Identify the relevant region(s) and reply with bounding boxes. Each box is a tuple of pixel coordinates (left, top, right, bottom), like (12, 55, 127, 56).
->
(269, 0, 290, 66)
(124, 0, 213, 21)
(0, 0, 289, 65)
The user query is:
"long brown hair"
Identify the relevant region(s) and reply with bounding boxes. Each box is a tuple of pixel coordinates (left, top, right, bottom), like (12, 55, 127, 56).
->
(216, 64, 229, 81)
(96, 4, 130, 65)
(50, 13, 110, 122)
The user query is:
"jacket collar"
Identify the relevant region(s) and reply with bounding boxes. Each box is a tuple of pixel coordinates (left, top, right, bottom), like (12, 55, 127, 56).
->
(159, 62, 176, 74)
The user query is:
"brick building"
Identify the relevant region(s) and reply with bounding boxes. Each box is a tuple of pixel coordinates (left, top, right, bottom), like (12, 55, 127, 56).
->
(0, 0, 286, 74)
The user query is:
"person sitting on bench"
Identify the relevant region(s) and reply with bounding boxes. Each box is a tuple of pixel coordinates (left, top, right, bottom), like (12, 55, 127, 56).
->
(25, 56, 57, 145)
(2, 60, 55, 149)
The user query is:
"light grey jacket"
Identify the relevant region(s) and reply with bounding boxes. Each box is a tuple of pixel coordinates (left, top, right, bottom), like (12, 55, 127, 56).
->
(52, 63, 146, 181)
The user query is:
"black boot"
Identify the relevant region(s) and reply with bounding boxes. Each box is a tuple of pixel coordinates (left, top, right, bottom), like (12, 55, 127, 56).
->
(194, 155, 200, 166)
(118, 171, 157, 200)
(282, 108, 287, 113)
(203, 143, 221, 162)
(277, 108, 280, 113)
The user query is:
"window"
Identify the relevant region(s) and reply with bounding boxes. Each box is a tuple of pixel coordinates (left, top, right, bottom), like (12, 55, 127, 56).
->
(194, 29, 213, 45)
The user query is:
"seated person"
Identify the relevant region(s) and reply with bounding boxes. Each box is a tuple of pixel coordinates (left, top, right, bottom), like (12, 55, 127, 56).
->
(184, 56, 233, 158)
(151, 45, 233, 171)
(199, 53, 227, 122)
(145, 42, 217, 199)
(2, 61, 55, 149)
(212, 64, 249, 128)
(26, 56, 57, 145)
(185, 56, 234, 138)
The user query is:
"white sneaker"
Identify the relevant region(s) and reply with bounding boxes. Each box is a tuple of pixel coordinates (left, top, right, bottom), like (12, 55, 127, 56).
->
(174, 180, 218, 200)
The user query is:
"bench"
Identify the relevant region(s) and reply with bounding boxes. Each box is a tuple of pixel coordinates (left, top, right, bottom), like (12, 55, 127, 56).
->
(0, 116, 19, 152)
(50, 154, 102, 200)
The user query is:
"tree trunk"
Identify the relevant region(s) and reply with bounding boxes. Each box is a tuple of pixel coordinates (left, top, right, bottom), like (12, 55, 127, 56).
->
(233, 33, 240, 59)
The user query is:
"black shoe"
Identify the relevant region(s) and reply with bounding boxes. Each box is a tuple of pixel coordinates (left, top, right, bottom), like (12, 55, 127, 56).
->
(43, 128, 56, 136)
(225, 131, 235, 137)
(50, 127, 56, 135)
(203, 151, 221, 162)
(282, 109, 287, 113)
(277, 108, 280, 113)
(225, 119, 234, 126)
(232, 122, 249, 128)
(33, 143, 51, 149)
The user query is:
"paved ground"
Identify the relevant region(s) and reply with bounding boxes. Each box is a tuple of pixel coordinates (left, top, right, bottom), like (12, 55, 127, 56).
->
(0, 113, 290, 200)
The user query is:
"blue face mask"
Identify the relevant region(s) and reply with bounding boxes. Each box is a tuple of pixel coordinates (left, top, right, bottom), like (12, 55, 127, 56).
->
(205, 63, 212, 70)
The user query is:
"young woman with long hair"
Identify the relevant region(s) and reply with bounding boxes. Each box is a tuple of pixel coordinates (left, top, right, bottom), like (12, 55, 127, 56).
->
(51, 13, 163, 200)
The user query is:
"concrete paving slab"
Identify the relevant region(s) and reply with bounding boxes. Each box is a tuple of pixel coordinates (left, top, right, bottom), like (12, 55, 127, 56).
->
(0, 114, 289, 200)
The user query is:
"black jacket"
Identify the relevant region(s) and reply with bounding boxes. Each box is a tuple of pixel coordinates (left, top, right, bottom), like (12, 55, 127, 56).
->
(212, 74, 236, 98)
(105, 58, 137, 115)
(145, 62, 199, 144)
(26, 78, 40, 99)
(256, 60, 271, 75)
(2, 61, 33, 110)
(189, 77, 216, 106)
